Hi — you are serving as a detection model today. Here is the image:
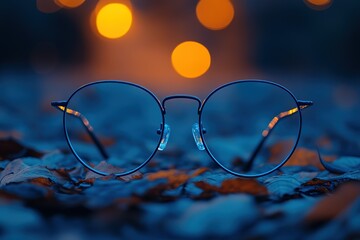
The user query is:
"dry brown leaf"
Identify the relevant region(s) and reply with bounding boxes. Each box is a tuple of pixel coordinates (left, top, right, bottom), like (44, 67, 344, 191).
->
(269, 140, 294, 163)
(286, 148, 326, 169)
(30, 177, 54, 186)
(300, 178, 335, 195)
(194, 181, 218, 192)
(147, 169, 179, 181)
(195, 178, 268, 196)
(270, 142, 335, 170)
(305, 182, 360, 225)
(142, 169, 209, 201)
(147, 168, 208, 188)
(190, 168, 208, 177)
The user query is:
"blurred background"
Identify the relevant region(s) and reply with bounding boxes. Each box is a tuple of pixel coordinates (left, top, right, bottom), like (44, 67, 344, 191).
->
(0, 0, 359, 156)
(1, 2, 360, 239)
(1, 0, 359, 92)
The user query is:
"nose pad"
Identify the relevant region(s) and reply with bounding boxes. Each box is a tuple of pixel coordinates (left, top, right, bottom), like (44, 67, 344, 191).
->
(158, 124, 170, 151)
(192, 123, 205, 151)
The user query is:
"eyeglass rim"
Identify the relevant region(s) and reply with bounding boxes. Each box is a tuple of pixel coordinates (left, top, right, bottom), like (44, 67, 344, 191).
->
(62, 80, 165, 176)
(61, 79, 303, 178)
(198, 79, 303, 178)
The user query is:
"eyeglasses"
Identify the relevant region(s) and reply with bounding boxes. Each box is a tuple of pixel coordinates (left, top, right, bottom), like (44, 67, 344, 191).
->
(51, 80, 313, 178)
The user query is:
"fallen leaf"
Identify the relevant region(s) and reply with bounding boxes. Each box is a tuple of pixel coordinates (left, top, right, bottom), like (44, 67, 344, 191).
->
(137, 168, 209, 201)
(273, 146, 335, 170)
(30, 177, 54, 187)
(269, 140, 294, 163)
(305, 182, 360, 225)
(147, 168, 208, 188)
(319, 155, 360, 174)
(298, 178, 353, 196)
(264, 174, 303, 198)
(85, 161, 125, 180)
(0, 158, 58, 186)
(195, 178, 268, 196)
(0, 138, 43, 161)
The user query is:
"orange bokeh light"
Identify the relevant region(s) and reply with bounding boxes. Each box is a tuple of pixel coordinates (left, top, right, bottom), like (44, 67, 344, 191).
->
(196, 0, 235, 30)
(306, 0, 332, 10)
(171, 41, 211, 79)
(307, 0, 331, 6)
(55, 0, 85, 8)
(96, 3, 132, 39)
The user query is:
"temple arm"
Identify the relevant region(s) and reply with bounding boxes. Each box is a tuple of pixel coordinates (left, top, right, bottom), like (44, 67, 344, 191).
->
(51, 101, 109, 159)
(243, 100, 313, 171)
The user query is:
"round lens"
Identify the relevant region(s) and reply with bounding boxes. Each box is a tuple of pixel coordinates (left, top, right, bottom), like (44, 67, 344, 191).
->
(200, 81, 301, 177)
(64, 81, 163, 175)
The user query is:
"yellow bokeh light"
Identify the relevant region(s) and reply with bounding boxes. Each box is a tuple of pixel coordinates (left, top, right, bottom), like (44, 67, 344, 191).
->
(55, 0, 85, 8)
(196, 0, 235, 30)
(171, 41, 211, 79)
(96, 3, 132, 39)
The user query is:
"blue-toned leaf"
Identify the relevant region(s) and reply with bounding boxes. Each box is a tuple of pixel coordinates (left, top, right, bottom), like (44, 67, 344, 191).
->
(320, 154, 360, 174)
(265, 174, 303, 198)
(0, 158, 58, 186)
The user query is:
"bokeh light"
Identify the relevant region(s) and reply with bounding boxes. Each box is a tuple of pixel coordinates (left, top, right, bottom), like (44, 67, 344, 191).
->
(196, 0, 235, 30)
(55, 0, 85, 8)
(36, 0, 61, 13)
(305, 0, 332, 10)
(96, 3, 132, 39)
(171, 41, 211, 79)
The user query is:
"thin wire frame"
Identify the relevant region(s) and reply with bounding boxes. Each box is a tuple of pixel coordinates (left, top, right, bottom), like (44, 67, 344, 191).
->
(199, 80, 302, 178)
(53, 79, 310, 178)
(62, 80, 165, 176)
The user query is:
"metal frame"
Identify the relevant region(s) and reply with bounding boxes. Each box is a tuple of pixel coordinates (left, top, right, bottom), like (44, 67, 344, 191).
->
(52, 79, 313, 178)
(200, 80, 306, 177)
(54, 80, 165, 177)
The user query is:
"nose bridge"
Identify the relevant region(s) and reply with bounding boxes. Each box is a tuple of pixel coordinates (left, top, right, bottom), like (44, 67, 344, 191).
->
(161, 95, 202, 113)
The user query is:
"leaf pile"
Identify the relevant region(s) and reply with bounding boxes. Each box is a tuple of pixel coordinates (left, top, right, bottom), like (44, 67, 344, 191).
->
(0, 138, 359, 239)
